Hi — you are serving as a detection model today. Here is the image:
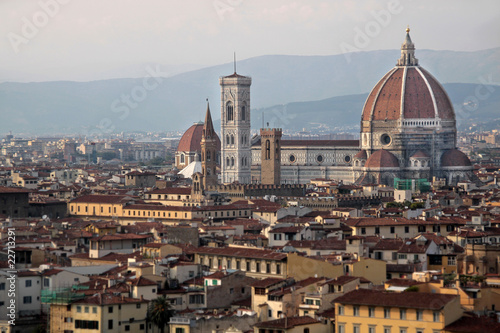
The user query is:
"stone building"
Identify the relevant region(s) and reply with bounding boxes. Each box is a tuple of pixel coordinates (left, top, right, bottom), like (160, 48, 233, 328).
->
(177, 28, 474, 186)
(220, 71, 252, 184)
(175, 121, 221, 171)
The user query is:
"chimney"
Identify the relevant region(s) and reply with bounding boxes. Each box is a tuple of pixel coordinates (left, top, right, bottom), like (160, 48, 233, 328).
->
(140, 295, 144, 301)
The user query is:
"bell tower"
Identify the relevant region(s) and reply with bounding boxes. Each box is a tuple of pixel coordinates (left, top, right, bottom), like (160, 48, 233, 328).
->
(260, 128, 282, 185)
(219, 67, 252, 184)
(201, 101, 218, 189)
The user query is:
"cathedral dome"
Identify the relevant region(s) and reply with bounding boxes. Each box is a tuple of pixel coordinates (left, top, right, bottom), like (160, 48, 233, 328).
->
(441, 149, 472, 167)
(365, 149, 399, 168)
(361, 29, 455, 124)
(177, 122, 221, 153)
(354, 150, 367, 159)
(410, 150, 430, 159)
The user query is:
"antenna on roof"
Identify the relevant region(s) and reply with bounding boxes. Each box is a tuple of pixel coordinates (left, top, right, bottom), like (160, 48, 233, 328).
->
(233, 52, 236, 74)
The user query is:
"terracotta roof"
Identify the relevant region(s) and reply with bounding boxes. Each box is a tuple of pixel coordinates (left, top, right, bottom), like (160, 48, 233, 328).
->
(147, 187, 192, 195)
(441, 149, 472, 167)
(269, 226, 303, 233)
(335, 289, 457, 309)
(254, 316, 320, 329)
(411, 150, 430, 158)
(129, 276, 157, 286)
(354, 150, 367, 159)
(323, 275, 359, 286)
(177, 122, 221, 153)
(70, 194, 135, 204)
(398, 239, 432, 254)
(92, 234, 151, 241)
(373, 239, 404, 251)
(73, 293, 147, 305)
(0, 186, 31, 193)
(362, 65, 454, 121)
(250, 277, 285, 288)
(444, 315, 500, 333)
(365, 150, 399, 168)
(42, 269, 64, 276)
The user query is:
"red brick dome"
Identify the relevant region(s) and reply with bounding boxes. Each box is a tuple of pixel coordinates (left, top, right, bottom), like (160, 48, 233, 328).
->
(361, 30, 454, 123)
(177, 122, 220, 153)
(354, 150, 367, 159)
(410, 150, 430, 159)
(365, 149, 399, 168)
(441, 149, 471, 167)
(362, 67, 454, 122)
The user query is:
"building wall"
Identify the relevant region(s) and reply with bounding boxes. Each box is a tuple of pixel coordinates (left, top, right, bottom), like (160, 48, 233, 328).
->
(287, 253, 343, 281)
(335, 296, 462, 333)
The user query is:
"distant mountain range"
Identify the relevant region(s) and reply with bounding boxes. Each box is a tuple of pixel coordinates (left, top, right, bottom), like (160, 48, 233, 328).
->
(0, 48, 499, 135)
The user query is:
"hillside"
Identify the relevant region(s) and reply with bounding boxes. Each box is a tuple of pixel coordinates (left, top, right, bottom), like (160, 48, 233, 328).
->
(0, 48, 498, 134)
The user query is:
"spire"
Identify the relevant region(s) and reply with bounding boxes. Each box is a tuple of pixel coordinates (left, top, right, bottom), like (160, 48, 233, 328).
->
(397, 26, 418, 66)
(233, 52, 237, 74)
(203, 99, 215, 140)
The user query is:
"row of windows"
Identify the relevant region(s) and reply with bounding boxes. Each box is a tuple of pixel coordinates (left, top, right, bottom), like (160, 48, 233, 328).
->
(225, 156, 250, 167)
(338, 324, 436, 333)
(127, 210, 186, 218)
(201, 256, 281, 274)
(226, 102, 247, 121)
(74, 320, 99, 329)
(338, 305, 440, 321)
(360, 225, 454, 234)
(76, 306, 98, 314)
(73, 205, 118, 214)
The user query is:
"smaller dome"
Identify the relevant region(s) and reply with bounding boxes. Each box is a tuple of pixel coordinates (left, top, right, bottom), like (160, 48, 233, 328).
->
(441, 149, 472, 167)
(177, 122, 221, 153)
(410, 150, 430, 159)
(365, 149, 399, 168)
(354, 150, 367, 159)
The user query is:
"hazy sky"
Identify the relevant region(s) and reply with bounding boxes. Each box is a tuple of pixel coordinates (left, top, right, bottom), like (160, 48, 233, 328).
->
(1, 0, 499, 82)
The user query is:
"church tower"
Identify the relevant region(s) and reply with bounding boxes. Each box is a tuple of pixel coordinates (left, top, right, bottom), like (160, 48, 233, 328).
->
(260, 128, 282, 185)
(201, 101, 218, 189)
(219, 69, 252, 184)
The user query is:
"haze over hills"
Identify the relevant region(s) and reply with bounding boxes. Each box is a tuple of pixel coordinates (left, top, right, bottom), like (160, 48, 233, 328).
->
(0, 48, 499, 135)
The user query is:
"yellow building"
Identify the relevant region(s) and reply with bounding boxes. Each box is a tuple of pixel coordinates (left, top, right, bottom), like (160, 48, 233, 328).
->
(69, 194, 252, 224)
(49, 293, 149, 333)
(334, 289, 463, 333)
(345, 217, 463, 239)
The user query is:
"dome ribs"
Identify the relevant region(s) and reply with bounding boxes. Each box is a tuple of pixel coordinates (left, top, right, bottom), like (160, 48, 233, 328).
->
(372, 68, 404, 121)
(403, 68, 434, 119)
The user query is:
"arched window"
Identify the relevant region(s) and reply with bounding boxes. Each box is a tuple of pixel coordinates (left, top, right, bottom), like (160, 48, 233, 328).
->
(231, 135, 234, 145)
(231, 157, 235, 166)
(226, 135, 230, 146)
(226, 102, 234, 121)
(207, 150, 211, 161)
(265, 140, 271, 160)
(275, 139, 280, 159)
(226, 157, 230, 166)
(207, 168, 211, 175)
(180, 154, 185, 164)
(241, 105, 246, 120)
(304, 329, 310, 333)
